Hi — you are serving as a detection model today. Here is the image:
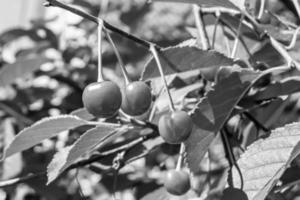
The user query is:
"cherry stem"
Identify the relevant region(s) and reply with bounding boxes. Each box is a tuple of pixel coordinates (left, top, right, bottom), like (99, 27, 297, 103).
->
(104, 29, 131, 84)
(97, 19, 104, 82)
(292, 0, 300, 19)
(220, 22, 231, 57)
(212, 10, 221, 49)
(193, 5, 210, 50)
(257, 0, 266, 20)
(150, 45, 175, 112)
(176, 143, 185, 171)
(230, 14, 245, 58)
(44, 0, 160, 50)
(270, 36, 300, 70)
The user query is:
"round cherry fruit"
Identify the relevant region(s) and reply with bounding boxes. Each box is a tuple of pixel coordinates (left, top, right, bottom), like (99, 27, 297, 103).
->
(121, 81, 152, 116)
(164, 169, 190, 196)
(158, 110, 193, 144)
(82, 81, 122, 118)
(221, 187, 248, 200)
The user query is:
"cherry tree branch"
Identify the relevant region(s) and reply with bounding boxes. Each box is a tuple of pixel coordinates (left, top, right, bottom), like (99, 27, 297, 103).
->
(44, 0, 160, 50)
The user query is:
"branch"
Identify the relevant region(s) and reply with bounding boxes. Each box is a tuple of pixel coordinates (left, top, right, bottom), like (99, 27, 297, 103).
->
(44, 0, 160, 50)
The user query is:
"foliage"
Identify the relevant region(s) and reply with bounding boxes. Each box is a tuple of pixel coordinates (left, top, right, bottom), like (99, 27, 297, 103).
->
(1, 0, 300, 200)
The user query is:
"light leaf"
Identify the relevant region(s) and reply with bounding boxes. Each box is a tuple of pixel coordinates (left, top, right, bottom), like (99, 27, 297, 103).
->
(47, 125, 129, 184)
(3, 115, 88, 159)
(232, 122, 300, 200)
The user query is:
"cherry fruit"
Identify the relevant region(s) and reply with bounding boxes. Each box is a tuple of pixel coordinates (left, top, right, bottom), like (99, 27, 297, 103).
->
(121, 81, 152, 116)
(221, 187, 248, 200)
(158, 110, 193, 144)
(164, 169, 190, 196)
(82, 81, 122, 118)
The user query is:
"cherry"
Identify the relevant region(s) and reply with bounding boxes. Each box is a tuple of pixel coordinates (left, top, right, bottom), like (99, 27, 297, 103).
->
(164, 169, 190, 196)
(221, 187, 248, 200)
(82, 81, 122, 118)
(121, 81, 152, 116)
(158, 110, 193, 144)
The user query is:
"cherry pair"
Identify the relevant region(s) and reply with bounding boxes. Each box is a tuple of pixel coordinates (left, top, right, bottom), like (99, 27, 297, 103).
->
(82, 80, 152, 118)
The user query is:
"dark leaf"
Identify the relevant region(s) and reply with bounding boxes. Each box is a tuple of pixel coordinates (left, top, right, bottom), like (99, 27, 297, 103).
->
(185, 67, 260, 173)
(142, 42, 235, 81)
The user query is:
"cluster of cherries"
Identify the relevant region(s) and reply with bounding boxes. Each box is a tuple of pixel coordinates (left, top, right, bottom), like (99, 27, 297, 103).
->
(82, 25, 194, 196)
(82, 79, 193, 196)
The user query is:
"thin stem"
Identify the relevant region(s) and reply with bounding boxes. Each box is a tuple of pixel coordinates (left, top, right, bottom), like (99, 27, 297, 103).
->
(176, 143, 185, 171)
(193, 5, 210, 50)
(97, 19, 104, 82)
(150, 45, 175, 111)
(44, 0, 159, 50)
(292, 0, 300, 19)
(220, 23, 231, 57)
(104, 30, 130, 84)
(231, 14, 245, 58)
(212, 10, 221, 49)
(270, 36, 300, 70)
(257, 0, 266, 20)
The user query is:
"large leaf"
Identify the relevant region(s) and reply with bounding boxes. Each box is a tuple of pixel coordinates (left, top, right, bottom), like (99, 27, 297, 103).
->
(251, 76, 300, 101)
(184, 67, 260, 173)
(232, 122, 300, 200)
(141, 42, 235, 81)
(152, 0, 243, 10)
(0, 56, 49, 87)
(3, 115, 88, 159)
(47, 125, 129, 184)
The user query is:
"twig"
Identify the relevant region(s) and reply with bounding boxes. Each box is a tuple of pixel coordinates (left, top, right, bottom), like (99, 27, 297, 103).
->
(193, 5, 210, 50)
(221, 129, 244, 189)
(292, 0, 300, 19)
(270, 36, 300, 70)
(97, 19, 104, 82)
(0, 172, 45, 187)
(104, 30, 130, 84)
(212, 10, 221, 49)
(150, 45, 175, 111)
(231, 14, 245, 58)
(44, 0, 160, 50)
(257, 0, 266, 20)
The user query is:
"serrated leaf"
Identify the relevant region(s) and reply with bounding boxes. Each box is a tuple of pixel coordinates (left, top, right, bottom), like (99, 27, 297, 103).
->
(251, 76, 300, 101)
(155, 82, 202, 112)
(152, 0, 242, 10)
(3, 115, 88, 159)
(70, 108, 94, 121)
(0, 57, 49, 87)
(232, 122, 300, 200)
(47, 125, 129, 184)
(141, 44, 235, 81)
(185, 67, 260, 173)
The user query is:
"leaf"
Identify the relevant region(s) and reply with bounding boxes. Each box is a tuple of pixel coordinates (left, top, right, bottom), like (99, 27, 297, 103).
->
(251, 76, 300, 101)
(232, 122, 300, 200)
(152, 0, 242, 10)
(0, 56, 49, 87)
(141, 43, 235, 81)
(0, 28, 30, 46)
(184, 67, 260, 173)
(3, 115, 88, 159)
(140, 187, 169, 200)
(70, 108, 94, 121)
(47, 125, 129, 184)
(155, 82, 202, 112)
